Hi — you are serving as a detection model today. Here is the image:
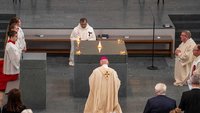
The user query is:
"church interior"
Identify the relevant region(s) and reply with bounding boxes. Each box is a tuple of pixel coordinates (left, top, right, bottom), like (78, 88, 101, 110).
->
(1, 0, 200, 113)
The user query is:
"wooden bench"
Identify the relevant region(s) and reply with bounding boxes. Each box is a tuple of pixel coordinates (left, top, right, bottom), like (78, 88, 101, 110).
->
(25, 35, 173, 56)
(124, 35, 173, 57)
(25, 35, 71, 54)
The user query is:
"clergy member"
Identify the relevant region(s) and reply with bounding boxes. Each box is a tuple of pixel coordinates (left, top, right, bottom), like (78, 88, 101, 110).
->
(186, 44, 200, 89)
(3, 30, 21, 77)
(174, 30, 196, 86)
(69, 18, 96, 66)
(84, 56, 122, 113)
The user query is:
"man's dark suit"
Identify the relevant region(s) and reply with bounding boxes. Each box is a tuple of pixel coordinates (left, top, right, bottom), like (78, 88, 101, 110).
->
(179, 88, 200, 113)
(143, 95, 176, 113)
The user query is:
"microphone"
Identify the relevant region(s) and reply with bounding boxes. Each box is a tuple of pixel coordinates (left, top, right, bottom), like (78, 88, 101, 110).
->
(147, 7, 158, 70)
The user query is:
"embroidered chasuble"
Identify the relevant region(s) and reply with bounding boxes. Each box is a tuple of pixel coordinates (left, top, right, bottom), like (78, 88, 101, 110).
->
(84, 66, 122, 113)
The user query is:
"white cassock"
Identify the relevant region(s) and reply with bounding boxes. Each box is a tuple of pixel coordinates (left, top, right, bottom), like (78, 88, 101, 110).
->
(16, 27, 26, 52)
(187, 55, 200, 89)
(69, 23, 96, 64)
(5, 27, 26, 54)
(84, 65, 122, 113)
(3, 42, 21, 75)
(174, 38, 196, 85)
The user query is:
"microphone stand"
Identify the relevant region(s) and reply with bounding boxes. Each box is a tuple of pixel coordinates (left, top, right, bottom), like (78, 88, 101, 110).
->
(147, 7, 158, 70)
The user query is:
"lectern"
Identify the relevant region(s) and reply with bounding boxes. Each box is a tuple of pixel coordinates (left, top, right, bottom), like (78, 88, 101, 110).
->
(73, 40, 127, 97)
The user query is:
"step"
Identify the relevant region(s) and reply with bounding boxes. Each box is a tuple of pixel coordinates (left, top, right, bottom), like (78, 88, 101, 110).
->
(0, 14, 16, 20)
(174, 23, 200, 29)
(0, 20, 9, 24)
(0, 36, 5, 42)
(0, 22, 9, 29)
(169, 14, 200, 21)
(176, 29, 200, 32)
(172, 20, 200, 24)
(0, 34, 6, 39)
(0, 30, 6, 42)
(0, 30, 6, 38)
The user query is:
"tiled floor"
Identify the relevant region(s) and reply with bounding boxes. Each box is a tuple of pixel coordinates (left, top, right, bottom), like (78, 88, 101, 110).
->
(31, 56, 188, 113)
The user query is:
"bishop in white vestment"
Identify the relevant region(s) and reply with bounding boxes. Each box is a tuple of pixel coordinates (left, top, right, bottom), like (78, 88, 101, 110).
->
(84, 56, 122, 113)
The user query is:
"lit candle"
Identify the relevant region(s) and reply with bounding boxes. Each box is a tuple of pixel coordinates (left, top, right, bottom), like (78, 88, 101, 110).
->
(98, 41, 102, 49)
(97, 41, 102, 53)
(98, 47, 102, 53)
(76, 50, 81, 55)
(76, 36, 81, 46)
(117, 39, 123, 44)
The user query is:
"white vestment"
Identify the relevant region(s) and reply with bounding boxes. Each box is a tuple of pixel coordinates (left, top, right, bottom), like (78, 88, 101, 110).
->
(16, 27, 26, 52)
(5, 27, 26, 54)
(187, 55, 200, 89)
(174, 38, 196, 84)
(84, 65, 122, 113)
(69, 24, 96, 65)
(3, 42, 21, 75)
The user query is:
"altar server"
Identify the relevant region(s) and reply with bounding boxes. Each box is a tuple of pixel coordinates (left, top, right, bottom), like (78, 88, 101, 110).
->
(3, 31, 21, 76)
(69, 18, 96, 66)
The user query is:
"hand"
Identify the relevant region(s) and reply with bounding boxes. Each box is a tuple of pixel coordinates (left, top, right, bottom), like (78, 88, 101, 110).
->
(175, 107, 182, 113)
(169, 107, 181, 113)
(22, 47, 27, 52)
(175, 49, 181, 56)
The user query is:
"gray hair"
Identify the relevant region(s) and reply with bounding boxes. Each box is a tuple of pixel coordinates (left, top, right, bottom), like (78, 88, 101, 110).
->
(155, 83, 167, 95)
(191, 75, 200, 85)
(182, 30, 191, 38)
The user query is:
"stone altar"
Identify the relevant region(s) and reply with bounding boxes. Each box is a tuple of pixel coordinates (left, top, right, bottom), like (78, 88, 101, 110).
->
(73, 40, 127, 97)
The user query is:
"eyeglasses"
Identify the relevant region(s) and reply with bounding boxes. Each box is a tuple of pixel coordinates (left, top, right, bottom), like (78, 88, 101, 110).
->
(180, 34, 187, 37)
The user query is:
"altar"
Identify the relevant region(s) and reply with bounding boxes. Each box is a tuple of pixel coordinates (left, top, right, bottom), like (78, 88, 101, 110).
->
(73, 40, 128, 97)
